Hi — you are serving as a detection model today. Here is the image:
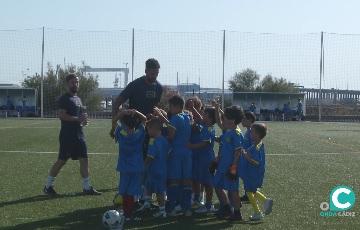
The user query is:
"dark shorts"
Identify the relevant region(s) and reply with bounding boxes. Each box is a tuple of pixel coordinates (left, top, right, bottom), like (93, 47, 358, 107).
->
(58, 130, 87, 161)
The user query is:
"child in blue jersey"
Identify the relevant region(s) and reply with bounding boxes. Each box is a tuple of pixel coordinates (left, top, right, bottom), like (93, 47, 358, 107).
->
(239, 112, 256, 203)
(214, 105, 244, 220)
(185, 97, 205, 208)
(240, 123, 273, 221)
(142, 118, 169, 218)
(188, 107, 217, 213)
(213, 103, 245, 221)
(153, 95, 193, 217)
(113, 109, 147, 220)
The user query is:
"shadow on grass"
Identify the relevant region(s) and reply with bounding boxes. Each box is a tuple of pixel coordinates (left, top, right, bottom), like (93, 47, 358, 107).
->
(0, 188, 117, 208)
(3, 206, 264, 230)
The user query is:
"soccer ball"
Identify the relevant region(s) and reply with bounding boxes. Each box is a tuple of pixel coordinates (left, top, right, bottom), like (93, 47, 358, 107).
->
(102, 210, 124, 230)
(113, 194, 123, 207)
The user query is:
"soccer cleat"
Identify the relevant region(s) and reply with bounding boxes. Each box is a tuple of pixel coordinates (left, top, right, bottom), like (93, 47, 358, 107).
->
(240, 194, 250, 203)
(228, 212, 243, 221)
(263, 198, 273, 215)
(192, 200, 202, 209)
(168, 208, 183, 217)
(136, 201, 151, 212)
(43, 186, 57, 195)
(153, 210, 167, 218)
(215, 205, 232, 219)
(208, 205, 217, 213)
(195, 205, 208, 214)
(83, 186, 102, 195)
(250, 212, 264, 221)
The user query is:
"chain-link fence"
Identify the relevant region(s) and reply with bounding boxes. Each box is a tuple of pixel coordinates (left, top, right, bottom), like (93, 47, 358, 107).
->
(0, 28, 359, 120)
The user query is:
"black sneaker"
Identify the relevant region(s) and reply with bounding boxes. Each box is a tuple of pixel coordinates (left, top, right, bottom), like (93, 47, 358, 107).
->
(215, 205, 232, 219)
(83, 186, 102, 195)
(228, 211, 243, 221)
(240, 194, 249, 203)
(43, 186, 57, 195)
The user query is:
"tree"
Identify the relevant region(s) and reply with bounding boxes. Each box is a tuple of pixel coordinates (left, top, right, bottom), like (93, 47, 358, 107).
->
(229, 68, 260, 92)
(229, 68, 299, 93)
(259, 74, 299, 93)
(22, 63, 102, 115)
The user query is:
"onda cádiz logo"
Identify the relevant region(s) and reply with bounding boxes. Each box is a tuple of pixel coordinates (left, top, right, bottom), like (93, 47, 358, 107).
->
(320, 185, 356, 217)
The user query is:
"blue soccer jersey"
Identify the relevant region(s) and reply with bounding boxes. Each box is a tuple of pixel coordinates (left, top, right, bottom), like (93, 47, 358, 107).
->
(168, 112, 192, 180)
(242, 142, 266, 192)
(242, 128, 252, 149)
(198, 125, 216, 160)
(197, 125, 216, 185)
(217, 127, 244, 173)
(239, 128, 252, 177)
(147, 136, 169, 177)
(169, 113, 191, 153)
(114, 122, 145, 173)
(190, 123, 202, 181)
(146, 135, 169, 193)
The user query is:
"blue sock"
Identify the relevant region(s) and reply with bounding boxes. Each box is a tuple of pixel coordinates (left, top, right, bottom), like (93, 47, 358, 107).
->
(167, 185, 179, 211)
(177, 185, 183, 207)
(182, 186, 192, 211)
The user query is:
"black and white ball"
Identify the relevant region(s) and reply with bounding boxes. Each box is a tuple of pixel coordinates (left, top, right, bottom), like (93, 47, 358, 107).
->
(102, 210, 124, 230)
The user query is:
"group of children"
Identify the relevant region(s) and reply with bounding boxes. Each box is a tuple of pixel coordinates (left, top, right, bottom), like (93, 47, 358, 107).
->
(112, 95, 273, 222)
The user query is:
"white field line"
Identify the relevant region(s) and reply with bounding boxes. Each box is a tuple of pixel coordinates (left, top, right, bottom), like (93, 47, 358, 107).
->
(0, 150, 359, 156)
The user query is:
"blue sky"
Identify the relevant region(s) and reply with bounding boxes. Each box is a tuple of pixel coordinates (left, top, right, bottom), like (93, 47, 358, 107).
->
(1, 0, 360, 90)
(2, 0, 360, 33)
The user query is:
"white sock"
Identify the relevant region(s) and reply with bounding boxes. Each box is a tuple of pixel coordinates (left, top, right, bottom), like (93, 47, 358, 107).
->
(46, 176, 55, 188)
(82, 177, 91, 190)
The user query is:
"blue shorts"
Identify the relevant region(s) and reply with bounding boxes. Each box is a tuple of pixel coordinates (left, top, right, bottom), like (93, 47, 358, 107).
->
(243, 176, 263, 192)
(192, 151, 201, 181)
(238, 156, 246, 179)
(146, 173, 166, 194)
(197, 155, 214, 186)
(167, 150, 192, 180)
(213, 172, 239, 191)
(119, 172, 142, 196)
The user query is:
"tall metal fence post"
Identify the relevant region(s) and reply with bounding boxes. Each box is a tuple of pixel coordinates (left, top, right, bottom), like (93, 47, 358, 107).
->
(222, 30, 226, 110)
(319, 31, 324, 122)
(40, 26, 45, 118)
(131, 28, 135, 82)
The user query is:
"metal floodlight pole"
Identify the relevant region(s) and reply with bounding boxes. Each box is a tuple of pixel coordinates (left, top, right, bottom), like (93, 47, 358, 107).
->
(319, 31, 324, 122)
(131, 28, 135, 82)
(222, 30, 226, 110)
(40, 26, 45, 118)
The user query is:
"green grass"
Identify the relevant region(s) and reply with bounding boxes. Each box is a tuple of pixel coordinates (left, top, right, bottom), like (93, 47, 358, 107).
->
(0, 119, 359, 230)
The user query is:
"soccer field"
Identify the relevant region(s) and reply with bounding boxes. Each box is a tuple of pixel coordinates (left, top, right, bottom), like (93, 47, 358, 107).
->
(0, 119, 359, 230)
